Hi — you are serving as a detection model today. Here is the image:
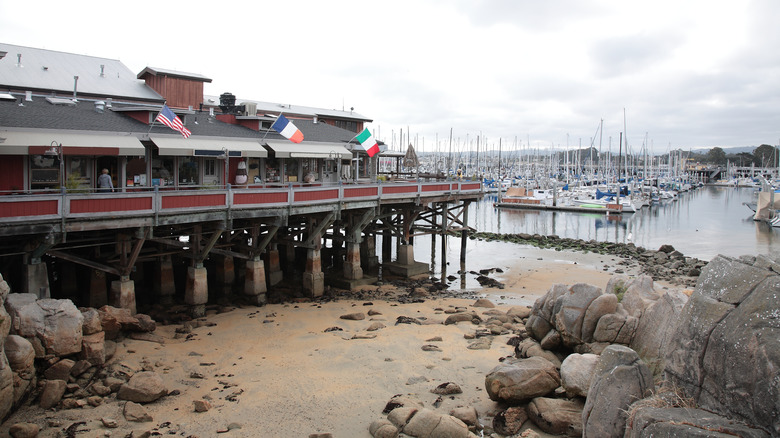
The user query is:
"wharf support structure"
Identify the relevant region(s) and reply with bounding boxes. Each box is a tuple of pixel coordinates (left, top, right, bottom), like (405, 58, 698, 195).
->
(0, 181, 482, 316)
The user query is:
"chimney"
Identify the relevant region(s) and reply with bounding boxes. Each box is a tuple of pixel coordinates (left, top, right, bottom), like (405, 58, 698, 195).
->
(95, 101, 105, 113)
(106, 98, 112, 108)
(73, 76, 79, 101)
(25, 91, 32, 102)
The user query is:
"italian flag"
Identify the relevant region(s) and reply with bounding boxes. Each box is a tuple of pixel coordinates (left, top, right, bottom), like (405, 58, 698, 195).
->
(356, 128, 380, 157)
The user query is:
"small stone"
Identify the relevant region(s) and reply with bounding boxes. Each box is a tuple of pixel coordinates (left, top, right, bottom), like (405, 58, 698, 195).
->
(87, 396, 103, 407)
(101, 418, 118, 428)
(194, 399, 211, 412)
(123, 401, 153, 422)
(339, 312, 365, 320)
(421, 345, 442, 352)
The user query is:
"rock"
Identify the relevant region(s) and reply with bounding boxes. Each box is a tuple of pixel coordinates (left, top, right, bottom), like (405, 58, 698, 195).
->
(619, 275, 661, 317)
(104, 376, 124, 392)
(444, 312, 479, 325)
(592, 313, 638, 344)
(527, 284, 569, 341)
(492, 406, 527, 436)
(383, 394, 424, 414)
(366, 322, 385, 331)
(80, 308, 103, 335)
(506, 306, 532, 320)
(6, 297, 84, 356)
(403, 408, 470, 438)
(582, 345, 654, 438)
(626, 406, 770, 438)
(4, 335, 34, 372)
(485, 356, 560, 404)
(123, 401, 153, 422)
(514, 338, 562, 368)
(8, 422, 40, 438)
(193, 399, 211, 412)
(466, 338, 491, 350)
(44, 359, 75, 381)
(101, 418, 118, 428)
(91, 382, 112, 397)
(580, 293, 617, 343)
(387, 407, 417, 429)
(431, 382, 462, 395)
(527, 397, 584, 437)
(472, 298, 495, 308)
(552, 283, 604, 347)
(664, 255, 780, 435)
(80, 331, 106, 366)
(117, 371, 167, 403)
(449, 406, 478, 429)
(368, 419, 399, 438)
(127, 332, 165, 344)
(339, 312, 365, 320)
(39, 379, 67, 409)
(629, 289, 688, 374)
(69, 359, 92, 377)
(539, 329, 561, 350)
(560, 353, 599, 398)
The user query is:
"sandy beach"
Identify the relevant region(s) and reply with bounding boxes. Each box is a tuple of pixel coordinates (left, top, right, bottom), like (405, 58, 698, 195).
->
(0, 246, 652, 438)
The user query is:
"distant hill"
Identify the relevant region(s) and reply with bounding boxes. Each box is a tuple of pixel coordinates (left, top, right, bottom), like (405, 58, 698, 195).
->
(690, 146, 762, 154)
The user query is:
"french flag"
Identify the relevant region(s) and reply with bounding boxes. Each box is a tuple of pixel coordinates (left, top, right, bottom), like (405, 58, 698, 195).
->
(271, 114, 304, 143)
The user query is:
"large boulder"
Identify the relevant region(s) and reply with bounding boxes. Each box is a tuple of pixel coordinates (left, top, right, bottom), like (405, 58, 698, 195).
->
(580, 293, 617, 343)
(626, 406, 770, 438)
(4, 335, 34, 373)
(401, 408, 471, 438)
(592, 313, 638, 344)
(664, 254, 780, 436)
(485, 356, 560, 404)
(5, 295, 83, 356)
(527, 397, 584, 437)
(560, 353, 599, 398)
(614, 275, 660, 318)
(582, 345, 654, 438)
(630, 289, 688, 374)
(552, 283, 604, 347)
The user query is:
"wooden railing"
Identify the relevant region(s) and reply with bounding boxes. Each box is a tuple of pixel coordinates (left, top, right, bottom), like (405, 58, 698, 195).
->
(0, 181, 483, 227)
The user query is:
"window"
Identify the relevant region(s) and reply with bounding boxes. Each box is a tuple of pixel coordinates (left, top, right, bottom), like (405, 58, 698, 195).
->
(334, 120, 358, 132)
(178, 157, 199, 186)
(30, 155, 60, 190)
(126, 157, 147, 187)
(151, 155, 174, 186)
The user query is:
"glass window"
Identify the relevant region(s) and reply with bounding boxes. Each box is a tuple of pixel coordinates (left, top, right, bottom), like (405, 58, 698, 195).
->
(286, 158, 298, 182)
(151, 156, 174, 187)
(126, 157, 147, 187)
(178, 157, 199, 186)
(265, 158, 280, 183)
(30, 155, 60, 190)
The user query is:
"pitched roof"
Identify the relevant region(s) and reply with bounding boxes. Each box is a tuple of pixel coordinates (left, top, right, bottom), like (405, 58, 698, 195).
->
(0, 43, 164, 102)
(137, 67, 212, 83)
(0, 92, 362, 144)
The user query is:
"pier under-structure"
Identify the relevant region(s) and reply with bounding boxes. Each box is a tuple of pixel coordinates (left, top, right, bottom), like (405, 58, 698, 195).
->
(0, 181, 482, 315)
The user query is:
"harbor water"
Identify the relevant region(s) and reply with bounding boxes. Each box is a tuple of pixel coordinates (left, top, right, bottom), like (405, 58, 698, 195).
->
(392, 185, 778, 289)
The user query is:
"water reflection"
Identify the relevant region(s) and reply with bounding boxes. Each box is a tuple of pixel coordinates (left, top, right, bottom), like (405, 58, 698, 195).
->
(471, 186, 777, 260)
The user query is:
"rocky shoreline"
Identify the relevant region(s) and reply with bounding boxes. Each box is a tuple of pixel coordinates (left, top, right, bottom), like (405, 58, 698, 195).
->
(470, 232, 707, 288)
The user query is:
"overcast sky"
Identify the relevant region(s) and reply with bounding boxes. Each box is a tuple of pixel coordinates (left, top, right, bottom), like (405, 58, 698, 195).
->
(1, 0, 778, 154)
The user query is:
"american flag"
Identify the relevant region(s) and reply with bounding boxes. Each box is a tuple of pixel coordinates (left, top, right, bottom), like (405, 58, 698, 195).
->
(155, 104, 192, 138)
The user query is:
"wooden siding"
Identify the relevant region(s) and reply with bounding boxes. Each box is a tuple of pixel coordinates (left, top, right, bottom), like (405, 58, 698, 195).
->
(142, 75, 204, 110)
(382, 185, 418, 194)
(0, 156, 25, 192)
(0, 199, 58, 217)
(344, 186, 378, 198)
(294, 189, 339, 202)
(422, 184, 450, 192)
(70, 197, 152, 214)
(233, 191, 288, 205)
(161, 193, 226, 209)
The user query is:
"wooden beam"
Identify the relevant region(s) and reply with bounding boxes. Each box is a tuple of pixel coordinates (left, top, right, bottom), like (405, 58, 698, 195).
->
(46, 249, 121, 276)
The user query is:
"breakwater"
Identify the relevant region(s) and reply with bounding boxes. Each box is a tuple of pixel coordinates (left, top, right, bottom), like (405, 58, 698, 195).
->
(469, 232, 707, 288)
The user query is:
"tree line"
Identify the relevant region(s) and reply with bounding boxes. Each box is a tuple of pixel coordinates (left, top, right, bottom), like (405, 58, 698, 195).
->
(697, 144, 779, 167)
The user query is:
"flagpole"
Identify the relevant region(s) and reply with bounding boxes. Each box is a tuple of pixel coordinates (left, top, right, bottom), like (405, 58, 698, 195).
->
(148, 100, 167, 136)
(260, 112, 284, 142)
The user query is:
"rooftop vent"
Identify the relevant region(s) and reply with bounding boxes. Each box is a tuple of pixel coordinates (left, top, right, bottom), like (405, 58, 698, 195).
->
(46, 96, 76, 106)
(219, 92, 241, 114)
(95, 101, 105, 113)
(100, 64, 105, 77)
(16, 53, 22, 67)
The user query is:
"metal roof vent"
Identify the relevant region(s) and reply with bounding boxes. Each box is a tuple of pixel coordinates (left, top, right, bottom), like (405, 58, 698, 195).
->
(95, 101, 105, 113)
(16, 53, 22, 67)
(106, 98, 112, 108)
(72, 76, 79, 102)
(100, 64, 105, 77)
(25, 91, 32, 102)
